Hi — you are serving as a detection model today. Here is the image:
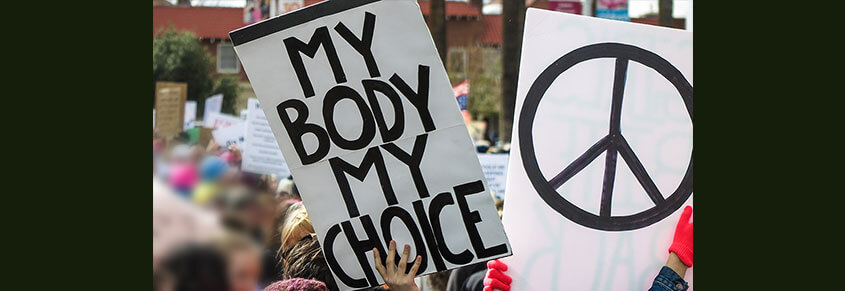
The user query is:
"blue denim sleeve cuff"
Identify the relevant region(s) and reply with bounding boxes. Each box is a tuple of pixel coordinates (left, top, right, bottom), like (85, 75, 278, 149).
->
(649, 266, 689, 291)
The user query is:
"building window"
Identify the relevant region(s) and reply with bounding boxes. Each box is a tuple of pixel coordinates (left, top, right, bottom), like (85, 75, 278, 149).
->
(447, 48, 468, 79)
(218, 43, 240, 74)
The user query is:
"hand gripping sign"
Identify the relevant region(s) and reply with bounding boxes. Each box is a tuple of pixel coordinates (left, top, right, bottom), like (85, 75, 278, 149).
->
(229, 1, 511, 290)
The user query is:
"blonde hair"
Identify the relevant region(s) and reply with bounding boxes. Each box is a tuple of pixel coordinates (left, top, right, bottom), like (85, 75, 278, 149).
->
(280, 202, 315, 253)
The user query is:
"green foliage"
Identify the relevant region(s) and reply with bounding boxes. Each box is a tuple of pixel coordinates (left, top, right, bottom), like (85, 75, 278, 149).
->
(466, 47, 502, 121)
(153, 27, 215, 108)
(213, 74, 241, 115)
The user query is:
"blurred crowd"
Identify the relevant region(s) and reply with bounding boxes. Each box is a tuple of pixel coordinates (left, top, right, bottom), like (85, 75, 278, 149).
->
(152, 129, 506, 291)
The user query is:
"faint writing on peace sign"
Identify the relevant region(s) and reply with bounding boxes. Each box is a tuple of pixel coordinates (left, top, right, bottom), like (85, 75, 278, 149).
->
(519, 43, 693, 231)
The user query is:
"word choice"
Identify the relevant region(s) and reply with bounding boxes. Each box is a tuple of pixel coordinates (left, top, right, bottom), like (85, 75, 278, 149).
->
(323, 180, 508, 288)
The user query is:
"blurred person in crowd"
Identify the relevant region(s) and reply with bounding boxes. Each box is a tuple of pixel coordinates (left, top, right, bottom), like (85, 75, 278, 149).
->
(279, 202, 314, 253)
(215, 233, 263, 291)
(169, 162, 199, 197)
(475, 140, 491, 153)
(261, 196, 300, 285)
(281, 235, 338, 291)
(206, 139, 223, 155)
(220, 145, 242, 168)
(193, 156, 229, 206)
(482, 206, 694, 291)
(153, 178, 221, 269)
(264, 277, 328, 291)
(218, 187, 269, 243)
(276, 177, 296, 199)
(154, 243, 229, 291)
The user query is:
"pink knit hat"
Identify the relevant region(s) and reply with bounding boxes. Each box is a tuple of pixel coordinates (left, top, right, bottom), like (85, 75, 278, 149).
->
(219, 151, 240, 163)
(169, 163, 198, 190)
(264, 278, 327, 291)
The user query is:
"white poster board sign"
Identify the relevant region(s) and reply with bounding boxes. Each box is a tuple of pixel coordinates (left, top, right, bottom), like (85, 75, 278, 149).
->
(204, 93, 223, 121)
(241, 98, 290, 177)
(230, 1, 511, 289)
(477, 153, 509, 199)
(184, 101, 197, 129)
(501, 9, 693, 290)
(204, 112, 243, 130)
(212, 123, 246, 150)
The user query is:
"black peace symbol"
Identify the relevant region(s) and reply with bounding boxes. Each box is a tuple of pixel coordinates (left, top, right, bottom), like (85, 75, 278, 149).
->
(518, 43, 693, 231)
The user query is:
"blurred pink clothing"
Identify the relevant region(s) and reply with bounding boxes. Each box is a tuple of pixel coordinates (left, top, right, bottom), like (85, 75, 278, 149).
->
(152, 178, 222, 269)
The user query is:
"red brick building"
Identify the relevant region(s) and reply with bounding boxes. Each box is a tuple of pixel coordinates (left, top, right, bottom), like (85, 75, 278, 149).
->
(153, 1, 683, 112)
(153, 5, 250, 82)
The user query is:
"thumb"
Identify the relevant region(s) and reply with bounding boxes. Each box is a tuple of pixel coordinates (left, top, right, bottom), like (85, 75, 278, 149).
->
(679, 205, 692, 224)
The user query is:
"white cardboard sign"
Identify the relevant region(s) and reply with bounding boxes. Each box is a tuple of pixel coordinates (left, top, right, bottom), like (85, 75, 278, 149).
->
(204, 93, 223, 121)
(212, 123, 245, 150)
(230, 1, 511, 289)
(241, 98, 290, 177)
(477, 153, 509, 199)
(184, 101, 197, 129)
(204, 112, 243, 130)
(501, 9, 693, 290)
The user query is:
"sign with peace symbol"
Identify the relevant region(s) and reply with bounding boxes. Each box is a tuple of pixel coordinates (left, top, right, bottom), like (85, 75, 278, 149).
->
(518, 43, 692, 231)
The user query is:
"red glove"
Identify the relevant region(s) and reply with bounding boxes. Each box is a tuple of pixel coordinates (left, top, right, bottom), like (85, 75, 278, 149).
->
(483, 259, 512, 291)
(669, 205, 693, 267)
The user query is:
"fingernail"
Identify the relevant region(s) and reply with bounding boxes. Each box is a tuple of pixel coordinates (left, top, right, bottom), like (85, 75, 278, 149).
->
(390, 240, 395, 247)
(404, 244, 410, 251)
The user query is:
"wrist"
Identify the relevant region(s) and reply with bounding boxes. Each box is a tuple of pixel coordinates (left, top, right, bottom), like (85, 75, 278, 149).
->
(666, 252, 688, 278)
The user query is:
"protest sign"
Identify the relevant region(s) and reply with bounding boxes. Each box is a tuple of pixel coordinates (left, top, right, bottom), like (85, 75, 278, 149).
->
(184, 101, 197, 129)
(548, 0, 583, 14)
(154, 82, 187, 138)
(204, 93, 223, 121)
(597, 0, 629, 21)
(204, 112, 243, 130)
(477, 153, 509, 199)
(501, 10, 692, 290)
(241, 98, 289, 177)
(212, 123, 246, 150)
(230, 1, 511, 289)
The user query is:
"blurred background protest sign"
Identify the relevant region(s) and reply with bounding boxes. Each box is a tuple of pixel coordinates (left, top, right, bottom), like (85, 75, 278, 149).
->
(212, 123, 246, 150)
(597, 0, 630, 21)
(155, 81, 187, 138)
(241, 98, 289, 178)
(184, 100, 197, 129)
(204, 111, 243, 130)
(548, 0, 582, 14)
(478, 153, 509, 199)
(230, 0, 511, 289)
(502, 9, 692, 290)
(203, 93, 223, 122)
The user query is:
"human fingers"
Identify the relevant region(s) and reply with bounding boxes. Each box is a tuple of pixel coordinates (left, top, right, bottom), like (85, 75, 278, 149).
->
(487, 259, 508, 271)
(407, 255, 422, 276)
(386, 240, 397, 273)
(484, 278, 510, 291)
(372, 247, 387, 276)
(398, 244, 410, 272)
(487, 268, 512, 285)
